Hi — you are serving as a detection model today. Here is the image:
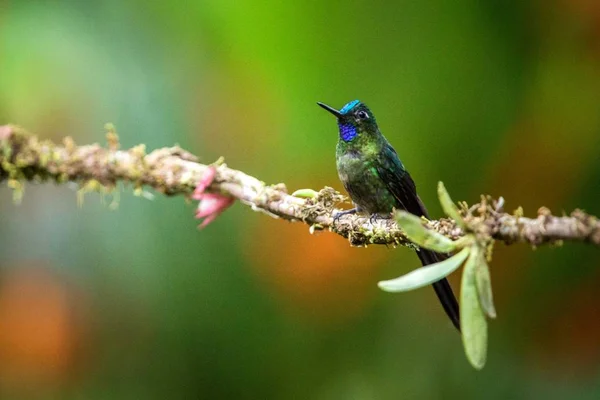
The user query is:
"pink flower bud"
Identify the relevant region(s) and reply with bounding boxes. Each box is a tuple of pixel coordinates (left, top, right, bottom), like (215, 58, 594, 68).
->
(192, 167, 217, 199)
(193, 167, 234, 228)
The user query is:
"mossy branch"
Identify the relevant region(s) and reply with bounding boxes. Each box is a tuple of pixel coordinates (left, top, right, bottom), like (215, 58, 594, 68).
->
(1, 124, 599, 248)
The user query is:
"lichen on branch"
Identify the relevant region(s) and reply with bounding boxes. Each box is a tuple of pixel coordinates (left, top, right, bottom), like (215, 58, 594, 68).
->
(1, 124, 599, 248)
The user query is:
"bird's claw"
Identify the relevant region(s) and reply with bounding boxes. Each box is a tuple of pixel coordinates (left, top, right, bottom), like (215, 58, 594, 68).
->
(368, 213, 392, 225)
(332, 208, 358, 226)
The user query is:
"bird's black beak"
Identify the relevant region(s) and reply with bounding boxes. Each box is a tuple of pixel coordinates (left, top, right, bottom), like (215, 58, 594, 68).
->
(317, 102, 342, 118)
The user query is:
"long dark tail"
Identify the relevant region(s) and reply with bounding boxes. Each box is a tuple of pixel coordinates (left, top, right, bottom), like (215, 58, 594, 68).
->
(417, 249, 461, 331)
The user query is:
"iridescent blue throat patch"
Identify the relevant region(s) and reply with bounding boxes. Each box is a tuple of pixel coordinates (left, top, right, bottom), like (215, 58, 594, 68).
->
(340, 99, 360, 115)
(338, 122, 357, 142)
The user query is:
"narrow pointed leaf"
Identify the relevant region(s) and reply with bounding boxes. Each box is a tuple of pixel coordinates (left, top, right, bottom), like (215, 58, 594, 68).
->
(395, 211, 457, 253)
(438, 182, 466, 229)
(461, 246, 488, 370)
(475, 254, 497, 319)
(378, 247, 470, 293)
(291, 188, 319, 199)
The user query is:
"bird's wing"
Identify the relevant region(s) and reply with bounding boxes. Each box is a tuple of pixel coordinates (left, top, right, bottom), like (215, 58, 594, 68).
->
(375, 142, 430, 218)
(377, 143, 461, 330)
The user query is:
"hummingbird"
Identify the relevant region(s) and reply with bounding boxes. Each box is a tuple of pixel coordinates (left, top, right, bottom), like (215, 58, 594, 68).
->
(317, 99, 460, 331)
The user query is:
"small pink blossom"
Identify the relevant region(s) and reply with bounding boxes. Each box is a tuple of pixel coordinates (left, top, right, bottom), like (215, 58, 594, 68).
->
(193, 167, 234, 229)
(195, 193, 234, 228)
(193, 167, 217, 198)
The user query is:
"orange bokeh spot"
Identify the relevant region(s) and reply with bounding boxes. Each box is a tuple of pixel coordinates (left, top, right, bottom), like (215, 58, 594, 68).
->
(243, 218, 391, 325)
(527, 266, 600, 377)
(0, 264, 84, 390)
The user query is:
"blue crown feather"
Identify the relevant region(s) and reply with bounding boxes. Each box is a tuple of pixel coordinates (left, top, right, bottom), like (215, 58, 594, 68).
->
(340, 99, 360, 115)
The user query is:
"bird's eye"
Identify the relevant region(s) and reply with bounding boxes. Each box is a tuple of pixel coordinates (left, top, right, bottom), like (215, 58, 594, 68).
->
(357, 110, 369, 120)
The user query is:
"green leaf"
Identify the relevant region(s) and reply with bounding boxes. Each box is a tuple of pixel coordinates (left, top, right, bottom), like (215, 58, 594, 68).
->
(395, 211, 457, 253)
(378, 247, 470, 293)
(460, 246, 488, 370)
(475, 252, 497, 319)
(438, 182, 466, 229)
(291, 188, 319, 199)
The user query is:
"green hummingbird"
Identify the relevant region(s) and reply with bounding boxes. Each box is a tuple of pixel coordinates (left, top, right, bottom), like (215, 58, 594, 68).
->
(318, 99, 460, 330)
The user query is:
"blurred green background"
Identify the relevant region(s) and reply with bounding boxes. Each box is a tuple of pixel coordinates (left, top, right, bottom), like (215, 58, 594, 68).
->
(1, 0, 600, 399)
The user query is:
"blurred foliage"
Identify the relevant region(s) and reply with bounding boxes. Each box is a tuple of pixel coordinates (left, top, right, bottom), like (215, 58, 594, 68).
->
(1, 0, 600, 398)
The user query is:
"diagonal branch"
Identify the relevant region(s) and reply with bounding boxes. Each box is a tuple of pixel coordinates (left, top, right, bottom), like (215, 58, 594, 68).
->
(1, 124, 599, 247)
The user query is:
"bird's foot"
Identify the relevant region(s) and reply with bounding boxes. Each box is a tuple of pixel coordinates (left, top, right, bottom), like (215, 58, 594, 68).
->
(368, 213, 393, 225)
(333, 208, 358, 225)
